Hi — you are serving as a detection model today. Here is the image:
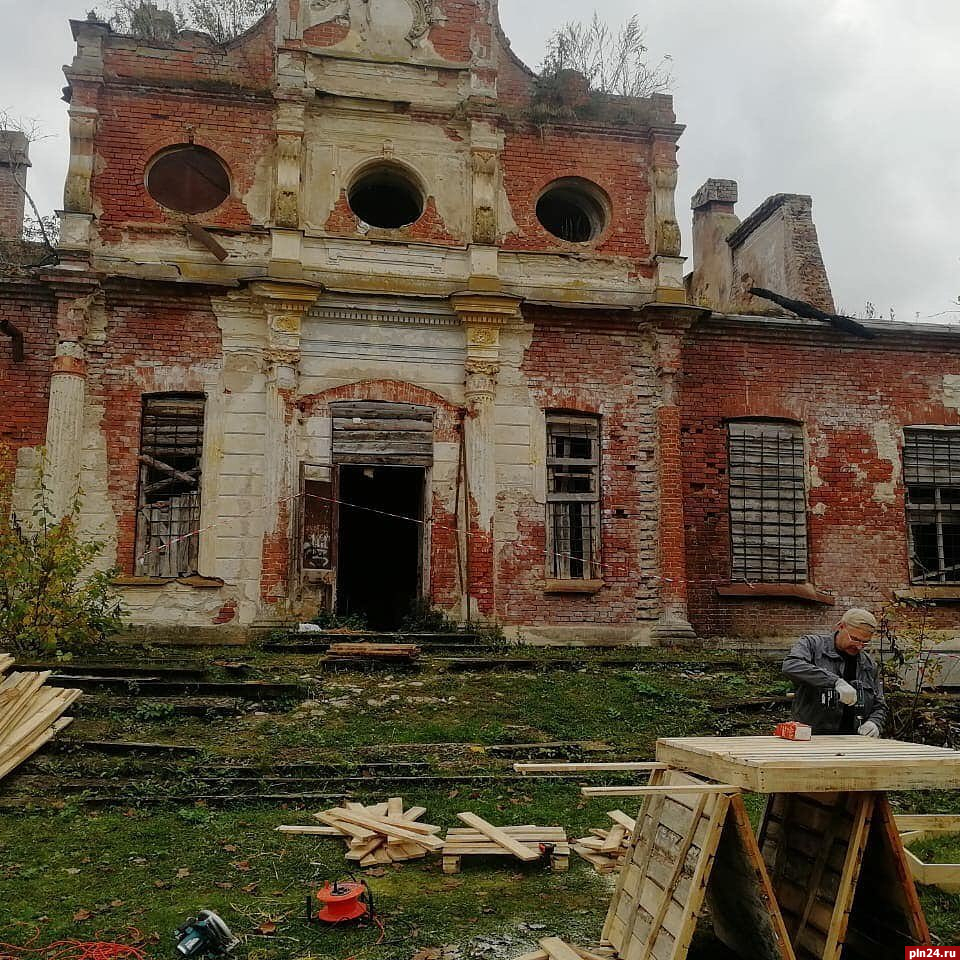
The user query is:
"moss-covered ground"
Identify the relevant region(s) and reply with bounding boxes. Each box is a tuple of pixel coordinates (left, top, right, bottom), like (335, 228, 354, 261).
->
(0, 643, 957, 956)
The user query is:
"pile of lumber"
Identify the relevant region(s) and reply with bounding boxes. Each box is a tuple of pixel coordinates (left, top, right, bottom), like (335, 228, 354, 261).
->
(442, 813, 569, 874)
(326, 642, 420, 661)
(572, 810, 636, 873)
(513, 939, 615, 959)
(0, 664, 82, 781)
(278, 798, 442, 866)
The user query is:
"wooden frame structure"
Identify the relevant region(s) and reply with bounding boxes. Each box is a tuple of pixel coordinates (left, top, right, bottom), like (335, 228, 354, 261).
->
(602, 768, 794, 960)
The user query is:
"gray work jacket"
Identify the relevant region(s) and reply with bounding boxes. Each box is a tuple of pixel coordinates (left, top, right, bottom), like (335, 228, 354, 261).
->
(782, 632, 888, 734)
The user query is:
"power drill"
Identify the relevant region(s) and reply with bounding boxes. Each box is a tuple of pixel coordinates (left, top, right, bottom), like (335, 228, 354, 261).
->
(820, 680, 868, 725)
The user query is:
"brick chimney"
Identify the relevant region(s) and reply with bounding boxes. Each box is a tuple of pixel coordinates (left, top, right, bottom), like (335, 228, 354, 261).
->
(689, 179, 740, 310)
(0, 130, 30, 240)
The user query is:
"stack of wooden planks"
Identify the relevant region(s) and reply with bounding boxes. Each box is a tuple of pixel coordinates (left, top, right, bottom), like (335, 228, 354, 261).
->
(0, 665, 82, 781)
(326, 642, 420, 661)
(441, 812, 568, 874)
(512, 939, 616, 960)
(572, 810, 636, 873)
(277, 797, 442, 866)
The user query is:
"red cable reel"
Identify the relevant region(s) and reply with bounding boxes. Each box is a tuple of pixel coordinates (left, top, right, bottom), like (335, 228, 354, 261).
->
(306, 878, 373, 924)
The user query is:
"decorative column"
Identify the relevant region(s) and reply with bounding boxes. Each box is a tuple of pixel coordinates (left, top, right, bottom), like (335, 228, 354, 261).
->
(642, 304, 708, 644)
(44, 282, 100, 519)
(451, 291, 522, 621)
(249, 281, 322, 605)
(651, 134, 687, 304)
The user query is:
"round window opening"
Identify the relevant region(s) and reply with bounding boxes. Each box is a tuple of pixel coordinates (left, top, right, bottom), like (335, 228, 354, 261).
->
(147, 145, 230, 214)
(348, 165, 424, 229)
(536, 179, 608, 243)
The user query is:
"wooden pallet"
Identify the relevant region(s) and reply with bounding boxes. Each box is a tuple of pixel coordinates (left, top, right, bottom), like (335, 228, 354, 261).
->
(278, 797, 440, 866)
(442, 814, 568, 874)
(573, 810, 636, 873)
(603, 767, 795, 960)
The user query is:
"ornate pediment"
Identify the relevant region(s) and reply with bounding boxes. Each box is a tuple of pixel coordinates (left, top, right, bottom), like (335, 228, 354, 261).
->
(307, 0, 442, 48)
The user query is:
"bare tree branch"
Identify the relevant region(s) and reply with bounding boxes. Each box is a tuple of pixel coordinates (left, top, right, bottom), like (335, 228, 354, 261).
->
(540, 12, 673, 98)
(0, 111, 58, 267)
(104, 0, 271, 43)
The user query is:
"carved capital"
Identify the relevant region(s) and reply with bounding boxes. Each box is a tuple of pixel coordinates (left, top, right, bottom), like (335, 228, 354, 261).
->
(464, 358, 500, 402)
(250, 280, 322, 362)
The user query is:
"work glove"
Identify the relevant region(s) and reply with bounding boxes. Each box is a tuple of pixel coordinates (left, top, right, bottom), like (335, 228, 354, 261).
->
(835, 678, 857, 706)
(858, 720, 880, 738)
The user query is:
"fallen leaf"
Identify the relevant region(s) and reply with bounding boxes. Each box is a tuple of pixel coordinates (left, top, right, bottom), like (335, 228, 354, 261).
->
(365, 867, 387, 878)
(447, 789, 459, 799)
(240, 882, 259, 893)
(214, 882, 234, 890)
(222, 844, 239, 853)
(153, 880, 169, 889)
(110, 900, 124, 908)
(254, 921, 277, 935)
(65, 868, 81, 875)
(176, 867, 191, 879)
(73, 909, 93, 922)
(412, 950, 442, 960)
(232, 860, 251, 872)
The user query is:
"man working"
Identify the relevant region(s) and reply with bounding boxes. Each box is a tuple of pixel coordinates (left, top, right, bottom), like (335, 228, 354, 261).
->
(782, 608, 888, 736)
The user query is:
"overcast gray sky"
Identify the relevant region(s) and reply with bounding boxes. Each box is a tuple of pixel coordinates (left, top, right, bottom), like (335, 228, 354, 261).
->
(2, 0, 958, 322)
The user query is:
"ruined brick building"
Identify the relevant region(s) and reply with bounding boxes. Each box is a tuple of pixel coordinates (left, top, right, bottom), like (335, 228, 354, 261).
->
(3, 0, 960, 642)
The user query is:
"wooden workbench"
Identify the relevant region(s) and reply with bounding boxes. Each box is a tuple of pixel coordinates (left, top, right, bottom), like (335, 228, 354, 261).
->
(603, 737, 947, 960)
(656, 735, 960, 793)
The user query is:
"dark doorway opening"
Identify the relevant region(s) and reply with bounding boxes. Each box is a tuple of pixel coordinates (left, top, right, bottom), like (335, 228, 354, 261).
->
(336, 464, 425, 630)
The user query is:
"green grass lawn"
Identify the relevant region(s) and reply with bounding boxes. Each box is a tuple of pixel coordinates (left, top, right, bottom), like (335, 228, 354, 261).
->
(0, 645, 957, 956)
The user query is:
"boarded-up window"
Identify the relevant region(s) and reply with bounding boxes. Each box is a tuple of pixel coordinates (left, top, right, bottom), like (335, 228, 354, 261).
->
(331, 401, 434, 467)
(134, 394, 205, 578)
(546, 413, 601, 580)
(904, 428, 960, 583)
(727, 420, 807, 583)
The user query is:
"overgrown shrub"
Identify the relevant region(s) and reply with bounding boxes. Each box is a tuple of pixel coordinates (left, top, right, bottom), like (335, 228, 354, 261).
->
(0, 454, 124, 659)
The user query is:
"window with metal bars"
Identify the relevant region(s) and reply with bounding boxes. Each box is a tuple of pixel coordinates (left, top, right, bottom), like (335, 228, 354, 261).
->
(134, 394, 205, 578)
(903, 428, 960, 583)
(727, 420, 808, 583)
(546, 413, 601, 580)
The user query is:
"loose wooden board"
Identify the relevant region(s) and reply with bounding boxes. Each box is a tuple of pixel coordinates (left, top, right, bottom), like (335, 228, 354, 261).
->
(657, 735, 960, 792)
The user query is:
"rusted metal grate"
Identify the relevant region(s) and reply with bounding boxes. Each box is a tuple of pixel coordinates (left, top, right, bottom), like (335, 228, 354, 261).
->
(546, 414, 601, 579)
(904, 428, 960, 583)
(134, 394, 205, 578)
(727, 420, 807, 583)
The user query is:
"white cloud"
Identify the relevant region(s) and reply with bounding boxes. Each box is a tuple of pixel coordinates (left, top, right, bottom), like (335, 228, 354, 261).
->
(2, 0, 957, 321)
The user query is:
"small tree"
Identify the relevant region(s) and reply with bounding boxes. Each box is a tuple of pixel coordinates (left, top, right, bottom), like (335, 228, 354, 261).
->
(539, 12, 672, 98)
(0, 454, 124, 659)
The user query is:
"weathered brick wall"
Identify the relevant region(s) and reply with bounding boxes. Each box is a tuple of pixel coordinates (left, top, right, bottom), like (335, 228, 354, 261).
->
(86, 282, 222, 574)
(101, 12, 275, 91)
(90, 89, 274, 233)
(496, 307, 659, 628)
(499, 129, 652, 260)
(0, 279, 55, 474)
(681, 319, 960, 638)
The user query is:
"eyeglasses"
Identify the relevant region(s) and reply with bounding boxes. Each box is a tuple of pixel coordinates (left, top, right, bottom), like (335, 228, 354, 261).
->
(843, 627, 874, 645)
